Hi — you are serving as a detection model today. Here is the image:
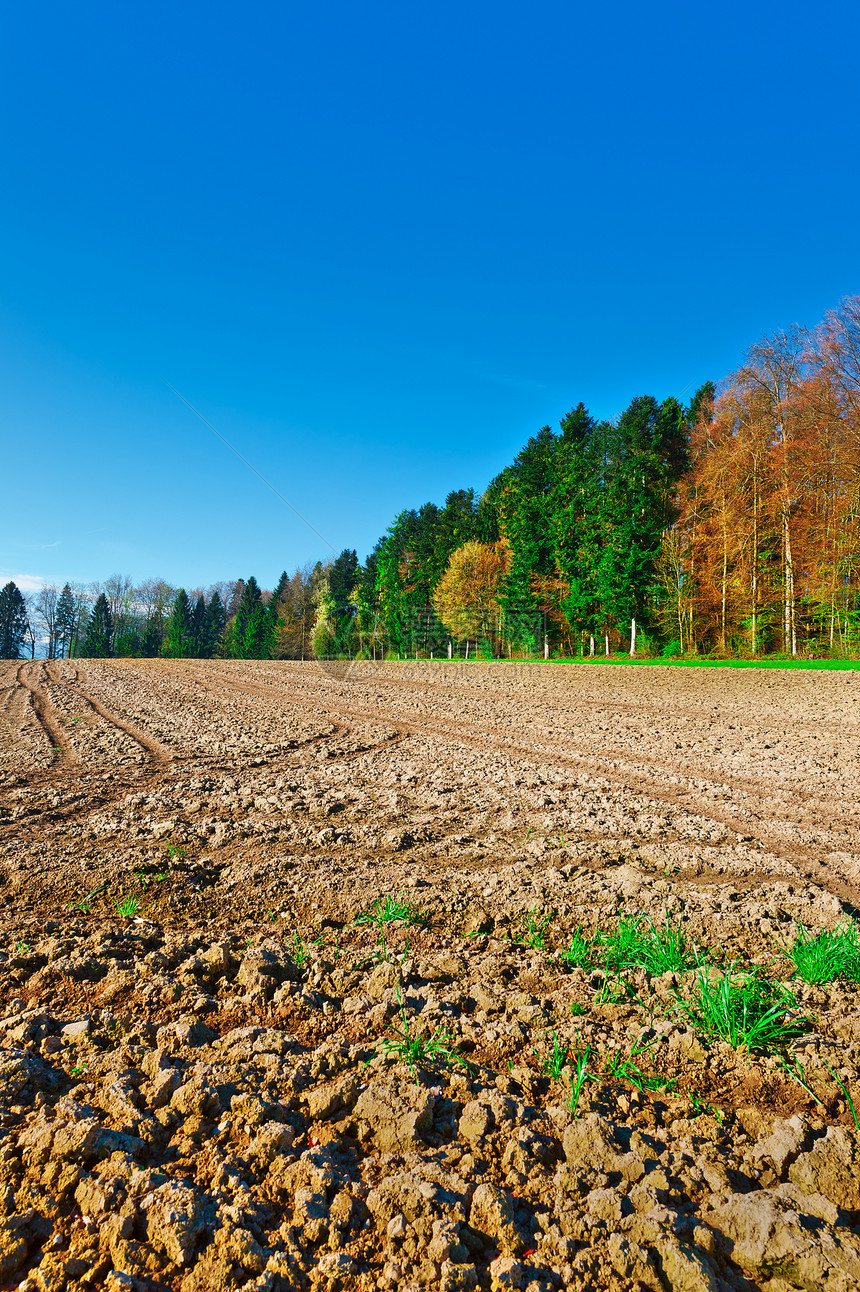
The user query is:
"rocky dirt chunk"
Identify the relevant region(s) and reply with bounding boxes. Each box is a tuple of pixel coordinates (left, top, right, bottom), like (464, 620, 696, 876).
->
(235, 945, 298, 995)
(706, 1189, 860, 1286)
(304, 1074, 361, 1122)
(650, 1236, 721, 1292)
(0, 1214, 32, 1280)
(469, 1182, 523, 1257)
(0, 1048, 50, 1102)
(366, 960, 401, 999)
(562, 1111, 652, 1181)
(750, 1114, 810, 1184)
(141, 1179, 209, 1266)
(354, 1077, 436, 1152)
(788, 1124, 860, 1212)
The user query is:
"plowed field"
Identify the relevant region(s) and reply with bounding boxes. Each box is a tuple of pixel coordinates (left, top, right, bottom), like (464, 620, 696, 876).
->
(1, 659, 859, 1292)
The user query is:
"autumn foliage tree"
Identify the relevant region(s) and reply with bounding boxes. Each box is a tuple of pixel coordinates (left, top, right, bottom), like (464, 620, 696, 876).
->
(432, 541, 509, 653)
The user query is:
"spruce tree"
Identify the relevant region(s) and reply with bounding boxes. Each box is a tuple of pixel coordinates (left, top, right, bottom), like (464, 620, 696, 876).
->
(84, 594, 113, 658)
(552, 403, 605, 639)
(328, 551, 359, 609)
(489, 426, 558, 649)
(264, 571, 290, 657)
(597, 394, 689, 634)
(140, 618, 163, 657)
(687, 381, 716, 428)
(232, 577, 267, 658)
(191, 594, 207, 657)
(0, 582, 29, 659)
(166, 589, 193, 658)
(55, 584, 76, 659)
(204, 591, 226, 657)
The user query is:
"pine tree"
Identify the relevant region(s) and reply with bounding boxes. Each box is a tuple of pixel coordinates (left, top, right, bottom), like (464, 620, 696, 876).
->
(84, 594, 113, 658)
(191, 594, 207, 657)
(687, 381, 716, 429)
(140, 618, 163, 657)
(232, 577, 267, 658)
(204, 591, 226, 657)
(552, 403, 603, 640)
(490, 426, 558, 649)
(0, 582, 29, 659)
(264, 571, 290, 657)
(55, 584, 76, 659)
(166, 589, 193, 658)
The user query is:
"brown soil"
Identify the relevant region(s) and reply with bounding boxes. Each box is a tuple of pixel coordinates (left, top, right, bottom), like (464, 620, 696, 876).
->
(0, 658, 859, 1292)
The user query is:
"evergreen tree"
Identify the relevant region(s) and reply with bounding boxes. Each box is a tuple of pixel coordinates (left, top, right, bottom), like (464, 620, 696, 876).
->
(204, 591, 226, 657)
(687, 381, 716, 429)
(490, 426, 558, 649)
(166, 589, 194, 658)
(597, 394, 689, 633)
(0, 582, 29, 659)
(232, 576, 267, 658)
(84, 594, 113, 658)
(140, 618, 163, 657)
(328, 550, 359, 608)
(552, 403, 605, 639)
(264, 571, 290, 656)
(55, 584, 76, 659)
(437, 490, 478, 555)
(191, 594, 207, 657)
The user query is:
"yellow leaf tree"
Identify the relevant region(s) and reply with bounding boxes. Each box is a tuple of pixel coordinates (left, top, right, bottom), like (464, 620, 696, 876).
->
(432, 541, 509, 653)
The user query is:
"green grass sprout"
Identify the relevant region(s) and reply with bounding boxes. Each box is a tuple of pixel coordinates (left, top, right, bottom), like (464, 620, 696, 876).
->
(355, 894, 427, 930)
(778, 1053, 824, 1108)
(789, 922, 860, 984)
(567, 1044, 594, 1117)
(561, 926, 592, 969)
(675, 965, 804, 1050)
(380, 987, 470, 1076)
(598, 914, 694, 975)
(534, 1030, 569, 1079)
(522, 907, 552, 950)
(821, 1058, 860, 1129)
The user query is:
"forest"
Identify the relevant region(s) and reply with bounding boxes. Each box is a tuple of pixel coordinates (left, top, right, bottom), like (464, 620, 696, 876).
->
(3, 295, 859, 662)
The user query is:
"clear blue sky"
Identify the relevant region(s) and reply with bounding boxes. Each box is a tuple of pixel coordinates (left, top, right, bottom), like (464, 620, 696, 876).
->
(2, 0, 859, 594)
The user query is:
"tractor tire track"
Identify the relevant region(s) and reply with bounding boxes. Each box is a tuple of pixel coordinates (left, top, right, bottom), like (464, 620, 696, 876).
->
(16, 663, 78, 766)
(200, 664, 860, 905)
(45, 661, 172, 767)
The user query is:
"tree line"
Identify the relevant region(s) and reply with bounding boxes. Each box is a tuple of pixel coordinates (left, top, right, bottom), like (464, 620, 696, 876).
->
(3, 295, 859, 662)
(337, 295, 860, 659)
(0, 568, 327, 661)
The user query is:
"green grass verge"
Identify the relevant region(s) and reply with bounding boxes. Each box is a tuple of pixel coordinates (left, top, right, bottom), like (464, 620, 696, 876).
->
(547, 656, 859, 670)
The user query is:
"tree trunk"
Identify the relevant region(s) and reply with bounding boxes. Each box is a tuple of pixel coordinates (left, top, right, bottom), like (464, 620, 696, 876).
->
(784, 512, 796, 655)
(629, 618, 636, 656)
(721, 523, 728, 652)
(751, 483, 758, 654)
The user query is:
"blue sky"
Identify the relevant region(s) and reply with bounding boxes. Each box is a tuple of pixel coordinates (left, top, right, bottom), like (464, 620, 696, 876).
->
(2, 0, 859, 593)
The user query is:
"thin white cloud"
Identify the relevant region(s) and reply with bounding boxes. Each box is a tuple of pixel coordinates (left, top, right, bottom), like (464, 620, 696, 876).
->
(33, 541, 62, 550)
(0, 572, 44, 592)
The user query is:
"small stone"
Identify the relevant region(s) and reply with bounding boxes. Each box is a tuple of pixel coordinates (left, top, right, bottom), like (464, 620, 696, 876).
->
(488, 1255, 526, 1290)
(387, 1213, 407, 1239)
(60, 1019, 91, 1039)
(316, 1251, 355, 1276)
